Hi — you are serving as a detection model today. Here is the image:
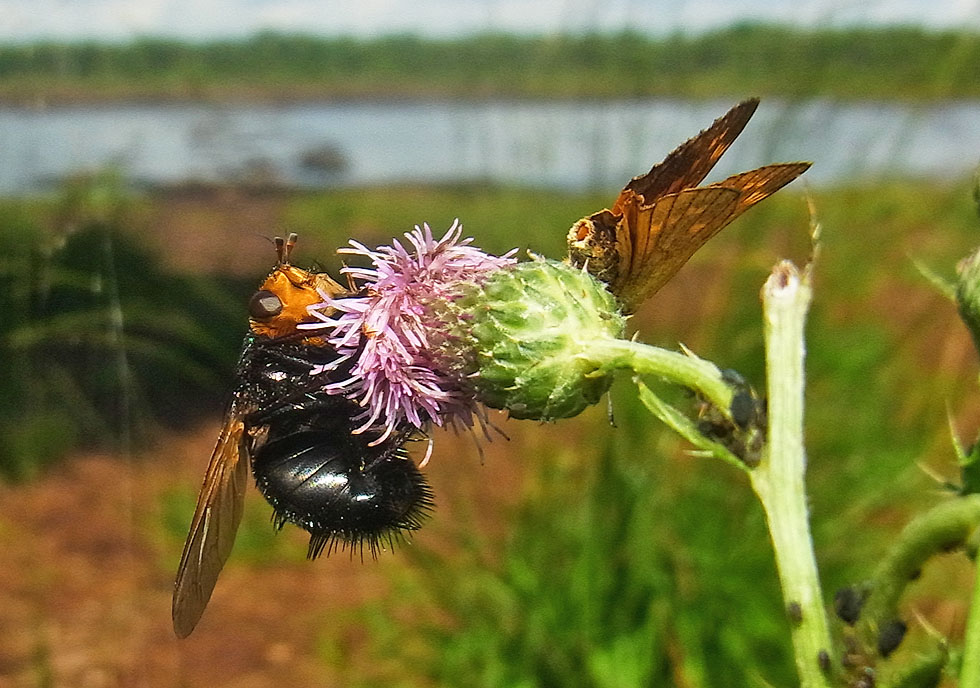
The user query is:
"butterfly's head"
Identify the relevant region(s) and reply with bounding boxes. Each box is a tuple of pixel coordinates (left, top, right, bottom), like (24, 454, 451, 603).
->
(567, 210, 621, 291)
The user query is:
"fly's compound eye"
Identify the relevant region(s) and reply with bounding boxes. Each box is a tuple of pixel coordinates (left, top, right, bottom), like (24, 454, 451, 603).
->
(249, 290, 283, 319)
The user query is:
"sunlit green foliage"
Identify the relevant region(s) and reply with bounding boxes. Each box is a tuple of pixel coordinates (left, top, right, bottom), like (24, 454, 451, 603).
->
(285, 178, 978, 687)
(348, 405, 795, 688)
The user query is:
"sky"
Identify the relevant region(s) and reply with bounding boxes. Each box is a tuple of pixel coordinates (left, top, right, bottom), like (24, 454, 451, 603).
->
(1, 0, 979, 42)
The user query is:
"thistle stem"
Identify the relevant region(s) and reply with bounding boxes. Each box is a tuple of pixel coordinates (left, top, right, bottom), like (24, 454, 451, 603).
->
(963, 556, 980, 686)
(858, 494, 980, 639)
(589, 338, 733, 414)
(749, 261, 834, 688)
(592, 263, 831, 684)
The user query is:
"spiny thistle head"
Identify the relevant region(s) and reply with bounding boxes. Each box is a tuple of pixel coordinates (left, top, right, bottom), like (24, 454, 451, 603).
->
(301, 222, 626, 439)
(444, 257, 627, 420)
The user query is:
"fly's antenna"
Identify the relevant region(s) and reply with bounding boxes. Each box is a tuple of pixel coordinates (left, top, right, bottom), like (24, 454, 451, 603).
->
(274, 236, 286, 265)
(273, 233, 299, 266)
(284, 233, 298, 262)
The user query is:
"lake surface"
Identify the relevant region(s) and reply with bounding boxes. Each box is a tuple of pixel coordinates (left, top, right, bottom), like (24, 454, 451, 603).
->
(1, 99, 979, 194)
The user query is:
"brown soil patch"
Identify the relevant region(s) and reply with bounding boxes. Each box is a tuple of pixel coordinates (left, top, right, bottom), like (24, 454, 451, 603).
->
(0, 417, 537, 688)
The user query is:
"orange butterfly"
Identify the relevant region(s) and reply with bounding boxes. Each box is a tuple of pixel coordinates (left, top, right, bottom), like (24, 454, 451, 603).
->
(567, 98, 811, 313)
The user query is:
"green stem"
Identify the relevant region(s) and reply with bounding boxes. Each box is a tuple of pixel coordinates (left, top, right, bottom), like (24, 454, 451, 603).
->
(963, 557, 980, 686)
(859, 494, 980, 639)
(589, 338, 733, 414)
(866, 495, 980, 684)
(749, 261, 834, 688)
(634, 378, 748, 472)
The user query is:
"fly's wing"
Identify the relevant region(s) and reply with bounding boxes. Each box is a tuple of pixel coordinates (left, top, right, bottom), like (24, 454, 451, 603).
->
(172, 417, 249, 638)
(613, 98, 760, 213)
(613, 162, 811, 311)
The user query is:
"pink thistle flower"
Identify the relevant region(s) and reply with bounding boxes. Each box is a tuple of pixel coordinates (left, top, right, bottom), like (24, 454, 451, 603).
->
(300, 220, 516, 442)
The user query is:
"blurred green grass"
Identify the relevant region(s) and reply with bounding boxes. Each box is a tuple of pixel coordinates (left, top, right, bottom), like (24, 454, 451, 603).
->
(283, 178, 980, 686)
(280, 182, 606, 266)
(0, 172, 250, 479)
(5, 174, 980, 685)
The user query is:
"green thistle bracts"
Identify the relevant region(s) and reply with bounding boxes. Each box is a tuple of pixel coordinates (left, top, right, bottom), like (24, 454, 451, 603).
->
(958, 247, 980, 356)
(450, 258, 627, 420)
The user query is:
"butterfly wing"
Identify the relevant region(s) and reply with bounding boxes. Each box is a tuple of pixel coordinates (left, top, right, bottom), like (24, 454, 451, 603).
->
(612, 98, 760, 213)
(613, 186, 741, 311)
(172, 417, 249, 638)
(612, 162, 811, 311)
(706, 162, 813, 207)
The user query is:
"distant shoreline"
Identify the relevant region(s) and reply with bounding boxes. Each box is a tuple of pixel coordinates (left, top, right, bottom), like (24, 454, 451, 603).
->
(0, 93, 739, 109)
(8, 94, 980, 111)
(1, 25, 978, 106)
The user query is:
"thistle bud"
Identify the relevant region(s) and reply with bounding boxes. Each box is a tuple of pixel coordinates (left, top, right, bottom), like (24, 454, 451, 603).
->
(449, 258, 627, 420)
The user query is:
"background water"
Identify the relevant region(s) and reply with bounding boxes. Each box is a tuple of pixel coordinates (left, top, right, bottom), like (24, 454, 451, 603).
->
(1, 98, 978, 194)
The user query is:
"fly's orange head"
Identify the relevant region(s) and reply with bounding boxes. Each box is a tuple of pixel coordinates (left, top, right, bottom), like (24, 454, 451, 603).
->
(247, 234, 349, 342)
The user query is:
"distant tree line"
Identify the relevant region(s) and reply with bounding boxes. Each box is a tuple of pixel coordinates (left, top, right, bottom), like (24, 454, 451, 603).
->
(0, 24, 977, 103)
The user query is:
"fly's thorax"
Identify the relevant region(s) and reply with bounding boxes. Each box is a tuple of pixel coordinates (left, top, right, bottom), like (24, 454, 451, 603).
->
(230, 334, 350, 419)
(248, 264, 348, 341)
